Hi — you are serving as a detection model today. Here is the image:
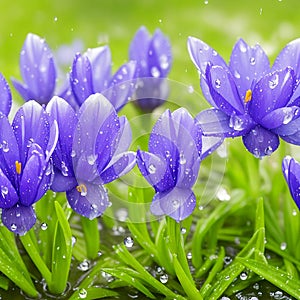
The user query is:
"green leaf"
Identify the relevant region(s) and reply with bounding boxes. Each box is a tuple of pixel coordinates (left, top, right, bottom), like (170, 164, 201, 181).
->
(81, 217, 100, 259)
(237, 257, 300, 299)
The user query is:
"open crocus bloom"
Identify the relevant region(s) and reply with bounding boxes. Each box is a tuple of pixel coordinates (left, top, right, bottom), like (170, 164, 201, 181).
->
(0, 101, 58, 235)
(188, 37, 300, 158)
(47, 93, 136, 219)
(137, 108, 220, 222)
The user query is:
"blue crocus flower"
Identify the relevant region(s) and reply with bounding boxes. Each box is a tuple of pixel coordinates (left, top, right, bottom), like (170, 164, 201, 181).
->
(282, 156, 300, 210)
(70, 46, 136, 111)
(47, 93, 136, 219)
(129, 26, 172, 112)
(188, 37, 300, 158)
(0, 101, 58, 235)
(12, 33, 58, 105)
(137, 108, 217, 222)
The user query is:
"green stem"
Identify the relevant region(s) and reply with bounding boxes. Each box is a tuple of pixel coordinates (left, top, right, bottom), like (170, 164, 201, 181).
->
(81, 217, 100, 259)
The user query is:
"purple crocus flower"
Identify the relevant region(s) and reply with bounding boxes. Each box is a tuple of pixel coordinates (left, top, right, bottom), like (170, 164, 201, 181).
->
(188, 37, 300, 158)
(0, 72, 12, 116)
(282, 156, 300, 209)
(137, 108, 215, 222)
(12, 33, 57, 104)
(129, 26, 172, 112)
(70, 46, 136, 111)
(47, 93, 136, 219)
(0, 101, 58, 235)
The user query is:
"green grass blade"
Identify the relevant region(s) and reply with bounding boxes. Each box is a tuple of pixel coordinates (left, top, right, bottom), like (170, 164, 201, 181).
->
(81, 217, 100, 259)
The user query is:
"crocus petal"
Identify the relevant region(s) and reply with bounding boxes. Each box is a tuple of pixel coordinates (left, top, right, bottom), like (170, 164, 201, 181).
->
(86, 46, 112, 92)
(12, 100, 50, 164)
(0, 73, 12, 116)
(229, 38, 270, 101)
(19, 144, 46, 206)
(282, 156, 300, 209)
(112, 116, 132, 156)
(103, 61, 136, 111)
(201, 135, 224, 159)
(51, 168, 77, 192)
(67, 182, 109, 219)
(17, 33, 56, 103)
(70, 53, 94, 105)
(242, 125, 279, 158)
(11, 79, 32, 102)
(100, 151, 136, 184)
(73, 94, 120, 182)
(151, 187, 196, 222)
(0, 113, 19, 180)
(187, 36, 227, 75)
(272, 38, 300, 77)
(46, 96, 77, 174)
(249, 68, 295, 122)
(137, 150, 175, 192)
(0, 168, 18, 209)
(2, 204, 36, 235)
(129, 26, 151, 77)
(260, 106, 300, 129)
(206, 65, 244, 115)
(148, 29, 172, 78)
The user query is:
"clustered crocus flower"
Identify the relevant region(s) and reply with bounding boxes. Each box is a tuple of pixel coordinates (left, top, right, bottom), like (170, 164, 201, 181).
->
(188, 37, 300, 158)
(129, 26, 172, 112)
(70, 46, 136, 111)
(136, 108, 216, 222)
(0, 100, 58, 235)
(47, 93, 136, 219)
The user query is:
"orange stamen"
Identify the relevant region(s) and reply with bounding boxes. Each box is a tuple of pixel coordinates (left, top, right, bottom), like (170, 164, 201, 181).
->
(244, 89, 252, 103)
(15, 161, 22, 175)
(76, 184, 87, 195)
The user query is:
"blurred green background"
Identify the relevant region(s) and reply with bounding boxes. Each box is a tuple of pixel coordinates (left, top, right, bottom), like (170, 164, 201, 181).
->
(1, 0, 300, 91)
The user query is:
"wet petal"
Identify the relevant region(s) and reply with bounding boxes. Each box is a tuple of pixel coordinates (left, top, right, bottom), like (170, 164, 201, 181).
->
(272, 38, 300, 77)
(112, 116, 132, 156)
(0, 73, 12, 116)
(70, 53, 94, 105)
(2, 204, 36, 235)
(17, 33, 56, 103)
(12, 100, 50, 164)
(206, 65, 244, 115)
(103, 61, 136, 111)
(249, 68, 295, 122)
(129, 26, 151, 77)
(0, 168, 18, 209)
(148, 29, 172, 78)
(260, 106, 300, 129)
(86, 46, 112, 92)
(151, 187, 196, 222)
(137, 150, 175, 192)
(242, 125, 279, 158)
(187, 36, 227, 75)
(67, 182, 109, 219)
(229, 38, 270, 100)
(51, 167, 77, 192)
(100, 151, 136, 184)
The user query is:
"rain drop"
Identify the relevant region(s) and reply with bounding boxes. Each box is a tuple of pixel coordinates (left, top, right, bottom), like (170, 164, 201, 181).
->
(250, 57, 256, 65)
(71, 236, 77, 247)
(70, 150, 76, 157)
(269, 74, 279, 89)
(151, 66, 160, 78)
(78, 259, 90, 271)
(159, 54, 169, 70)
(78, 288, 87, 299)
(264, 146, 273, 156)
(172, 200, 180, 209)
(188, 85, 194, 93)
(280, 242, 287, 250)
(124, 236, 134, 248)
(224, 256, 232, 265)
(187, 252, 192, 260)
(214, 78, 221, 88)
(240, 272, 248, 280)
(41, 223, 48, 231)
(179, 151, 186, 165)
(180, 227, 186, 234)
(216, 186, 231, 201)
(1, 186, 8, 197)
(148, 164, 156, 174)
(87, 154, 98, 165)
(159, 274, 168, 284)
(283, 110, 293, 124)
(11, 224, 17, 231)
(239, 42, 247, 53)
(234, 70, 241, 79)
(54, 16, 58, 22)
(61, 161, 68, 176)
(2, 141, 9, 152)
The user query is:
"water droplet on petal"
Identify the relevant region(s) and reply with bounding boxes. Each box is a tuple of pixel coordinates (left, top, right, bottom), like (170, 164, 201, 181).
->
(1, 186, 8, 197)
(283, 110, 293, 124)
(234, 70, 241, 79)
(239, 42, 247, 53)
(87, 154, 98, 165)
(179, 151, 186, 165)
(172, 200, 180, 209)
(124, 236, 134, 248)
(61, 161, 69, 176)
(151, 66, 160, 78)
(70, 150, 76, 157)
(269, 74, 279, 89)
(214, 79, 221, 88)
(2, 141, 9, 152)
(159, 54, 169, 70)
(250, 57, 256, 65)
(148, 164, 156, 174)
(264, 146, 273, 156)
(11, 224, 17, 231)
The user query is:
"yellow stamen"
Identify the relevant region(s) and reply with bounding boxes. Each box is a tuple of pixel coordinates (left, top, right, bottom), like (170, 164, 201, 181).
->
(76, 184, 87, 195)
(15, 161, 22, 175)
(244, 89, 252, 103)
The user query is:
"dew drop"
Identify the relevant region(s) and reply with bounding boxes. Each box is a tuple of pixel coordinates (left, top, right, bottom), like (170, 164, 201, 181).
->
(234, 70, 241, 79)
(2, 141, 9, 152)
(70, 150, 76, 157)
(264, 146, 273, 156)
(250, 57, 256, 65)
(283, 110, 293, 124)
(280, 242, 287, 251)
(172, 199, 180, 209)
(159, 54, 169, 70)
(216, 186, 231, 201)
(61, 161, 69, 176)
(224, 256, 232, 265)
(214, 78, 221, 88)
(179, 151, 186, 165)
(78, 288, 87, 299)
(269, 74, 279, 89)
(78, 259, 90, 271)
(151, 66, 160, 78)
(1, 186, 8, 197)
(187, 252, 192, 260)
(159, 274, 168, 284)
(71, 236, 77, 247)
(240, 271, 248, 280)
(124, 236, 134, 248)
(180, 227, 186, 234)
(41, 223, 48, 231)
(239, 42, 247, 53)
(54, 16, 58, 22)
(253, 283, 260, 290)
(87, 154, 98, 165)
(148, 164, 156, 174)
(188, 85, 194, 93)
(11, 223, 17, 231)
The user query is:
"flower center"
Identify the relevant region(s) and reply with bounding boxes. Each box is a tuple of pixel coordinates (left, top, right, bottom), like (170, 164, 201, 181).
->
(76, 184, 87, 196)
(15, 161, 22, 174)
(244, 89, 252, 103)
